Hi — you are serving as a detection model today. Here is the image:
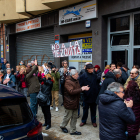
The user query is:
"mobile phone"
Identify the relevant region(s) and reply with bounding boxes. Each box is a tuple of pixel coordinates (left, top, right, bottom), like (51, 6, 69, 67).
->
(35, 56, 37, 60)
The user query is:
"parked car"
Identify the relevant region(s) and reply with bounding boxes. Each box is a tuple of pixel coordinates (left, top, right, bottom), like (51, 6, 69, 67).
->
(0, 84, 43, 140)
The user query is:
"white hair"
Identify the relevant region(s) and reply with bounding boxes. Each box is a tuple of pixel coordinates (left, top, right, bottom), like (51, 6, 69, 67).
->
(70, 69, 78, 76)
(107, 82, 124, 93)
(113, 69, 121, 76)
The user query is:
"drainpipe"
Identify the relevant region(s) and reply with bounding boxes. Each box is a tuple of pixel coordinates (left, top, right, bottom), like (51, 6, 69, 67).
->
(24, 0, 35, 17)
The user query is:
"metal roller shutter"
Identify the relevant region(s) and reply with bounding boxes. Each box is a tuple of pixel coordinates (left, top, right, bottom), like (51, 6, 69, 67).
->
(16, 28, 54, 66)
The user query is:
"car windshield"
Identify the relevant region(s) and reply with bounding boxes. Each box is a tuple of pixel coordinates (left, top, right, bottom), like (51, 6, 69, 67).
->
(0, 98, 33, 131)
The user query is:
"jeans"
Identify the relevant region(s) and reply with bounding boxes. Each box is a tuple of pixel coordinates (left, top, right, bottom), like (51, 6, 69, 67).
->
(82, 102, 97, 123)
(41, 105, 51, 126)
(30, 93, 38, 117)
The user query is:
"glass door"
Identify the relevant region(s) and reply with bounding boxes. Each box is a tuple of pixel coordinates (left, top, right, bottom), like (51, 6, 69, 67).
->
(111, 50, 128, 65)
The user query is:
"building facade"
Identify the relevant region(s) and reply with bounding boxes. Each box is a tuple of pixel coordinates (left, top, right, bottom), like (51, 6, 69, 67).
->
(2, 0, 140, 70)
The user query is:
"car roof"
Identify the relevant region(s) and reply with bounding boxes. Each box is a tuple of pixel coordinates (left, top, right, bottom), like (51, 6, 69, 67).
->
(0, 84, 25, 99)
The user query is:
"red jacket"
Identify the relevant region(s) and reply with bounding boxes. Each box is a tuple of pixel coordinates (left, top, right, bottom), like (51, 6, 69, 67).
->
(16, 74, 27, 88)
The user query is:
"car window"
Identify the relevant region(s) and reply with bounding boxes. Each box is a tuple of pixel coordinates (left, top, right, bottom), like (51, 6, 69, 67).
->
(0, 98, 33, 131)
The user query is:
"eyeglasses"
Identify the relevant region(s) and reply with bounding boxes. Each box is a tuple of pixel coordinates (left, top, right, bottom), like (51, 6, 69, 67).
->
(130, 72, 136, 75)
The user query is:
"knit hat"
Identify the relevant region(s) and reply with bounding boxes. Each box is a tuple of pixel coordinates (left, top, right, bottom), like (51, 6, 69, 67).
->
(86, 64, 94, 69)
(94, 65, 100, 69)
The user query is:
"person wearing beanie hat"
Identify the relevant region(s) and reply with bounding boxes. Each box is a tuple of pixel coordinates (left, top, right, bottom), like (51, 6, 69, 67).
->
(50, 65, 60, 112)
(79, 63, 98, 128)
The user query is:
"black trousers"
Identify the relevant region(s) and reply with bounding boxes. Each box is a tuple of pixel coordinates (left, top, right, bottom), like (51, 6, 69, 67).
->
(82, 102, 97, 123)
(41, 105, 51, 126)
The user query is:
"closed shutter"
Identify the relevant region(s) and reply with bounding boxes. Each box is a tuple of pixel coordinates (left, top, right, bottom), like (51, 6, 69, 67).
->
(16, 28, 54, 66)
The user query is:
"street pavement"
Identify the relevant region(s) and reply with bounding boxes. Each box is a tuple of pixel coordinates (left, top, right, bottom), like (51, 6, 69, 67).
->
(35, 95, 140, 140)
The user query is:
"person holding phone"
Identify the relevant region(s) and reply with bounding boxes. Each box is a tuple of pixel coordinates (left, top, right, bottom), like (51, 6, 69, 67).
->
(124, 80, 140, 140)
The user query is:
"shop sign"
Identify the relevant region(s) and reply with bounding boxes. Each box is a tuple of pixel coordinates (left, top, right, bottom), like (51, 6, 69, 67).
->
(68, 37, 92, 53)
(51, 40, 82, 57)
(59, 0, 97, 25)
(16, 17, 41, 33)
(86, 20, 91, 28)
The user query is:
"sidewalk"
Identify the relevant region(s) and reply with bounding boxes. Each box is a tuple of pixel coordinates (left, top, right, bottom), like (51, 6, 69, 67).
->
(36, 95, 140, 140)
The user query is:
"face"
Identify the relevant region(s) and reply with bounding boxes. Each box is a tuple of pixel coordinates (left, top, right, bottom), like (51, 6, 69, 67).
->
(72, 73, 79, 80)
(4, 59, 6, 63)
(6, 64, 10, 68)
(63, 62, 68, 67)
(52, 68, 56, 71)
(130, 69, 138, 79)
(116, 87, 124, 99)
(16, 66, 20, 71)
(7, 70, 11, 74)
(20, 68, 25, 74)
(87, 68, 94, 73)
(110, 64, 116, 71)
(95, 68, 98, 72)
(116, 70, 122, 79)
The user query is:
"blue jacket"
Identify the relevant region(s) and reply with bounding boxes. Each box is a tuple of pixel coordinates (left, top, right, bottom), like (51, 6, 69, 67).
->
(79, 72, 98, 103)
(3, 74, 16, 88)
(99, 90, 136, 140)
(2, 62, 8, 70)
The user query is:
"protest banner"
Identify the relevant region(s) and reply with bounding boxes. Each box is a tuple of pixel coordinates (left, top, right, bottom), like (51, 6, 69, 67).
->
(51, 40, 82, 57)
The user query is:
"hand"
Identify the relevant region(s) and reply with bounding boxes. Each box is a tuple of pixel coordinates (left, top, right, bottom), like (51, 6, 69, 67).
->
(49, 70, 51, 74)
(124, 100, 133, 108)
(56, 68, 59, 72)
(35, 59, 37, 65)
(14, 72, 17, 75)
(81, 85, 90, 91)
(64, 68, 67, 74)
(11, 68, 14, 71)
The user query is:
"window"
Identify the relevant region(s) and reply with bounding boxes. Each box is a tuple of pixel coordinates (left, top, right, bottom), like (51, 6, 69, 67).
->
(134, 48, 140, 66)
(0, 98, 33, 131)
(111, 34, 129, 46)
(110, 16, 130, 32)
(134, 13, 140, 45)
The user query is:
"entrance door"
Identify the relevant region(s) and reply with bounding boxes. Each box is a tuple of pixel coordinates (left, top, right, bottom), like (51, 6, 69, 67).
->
(111, 50, 128, 65)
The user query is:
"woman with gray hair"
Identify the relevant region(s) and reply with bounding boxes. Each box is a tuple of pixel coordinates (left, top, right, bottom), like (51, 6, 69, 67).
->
(98, 82, 136, 140)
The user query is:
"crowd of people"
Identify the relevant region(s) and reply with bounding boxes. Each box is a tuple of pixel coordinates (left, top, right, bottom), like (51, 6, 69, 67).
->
(1, 58, 140, 139)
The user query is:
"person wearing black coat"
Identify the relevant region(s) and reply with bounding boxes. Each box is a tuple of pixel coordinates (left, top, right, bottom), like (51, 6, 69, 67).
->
(96, 69, 122, 104)
(99, 82, 136, 140)
(37, 75, 53, 130)
(119, 65, 129, 85)
(79, 64, 98, 127)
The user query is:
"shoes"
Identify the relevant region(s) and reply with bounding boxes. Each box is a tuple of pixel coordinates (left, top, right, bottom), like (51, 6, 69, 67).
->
(42, 123, 47, 126)
(93, 123, 97, 127)
(56, 107, 59, 112)
(79, 122, 86, 127)
(60, 127, 68, 133)
(50, 106, 53, 110)
(70, 131, 82, 135)
(45, 125, 51, 130)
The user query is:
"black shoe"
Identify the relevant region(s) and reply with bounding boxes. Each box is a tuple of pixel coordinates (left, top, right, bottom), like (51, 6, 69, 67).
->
(60, 127, 68, 133)
(70, 131, 82, 135)
(42, 123, 47, 126)
(45, 125, 51, 130)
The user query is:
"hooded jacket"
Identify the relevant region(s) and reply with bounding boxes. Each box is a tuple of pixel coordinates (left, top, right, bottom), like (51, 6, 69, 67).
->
(99, 90, 136, 140)
(96, 72, 116, 104)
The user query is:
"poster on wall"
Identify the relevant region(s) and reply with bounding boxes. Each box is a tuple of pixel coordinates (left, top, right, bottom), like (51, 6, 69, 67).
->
(59, 0, 97, 25)
(16, 17, 41, 33)
(50, 40, 82, 58)
(68, 36, 92, 71)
